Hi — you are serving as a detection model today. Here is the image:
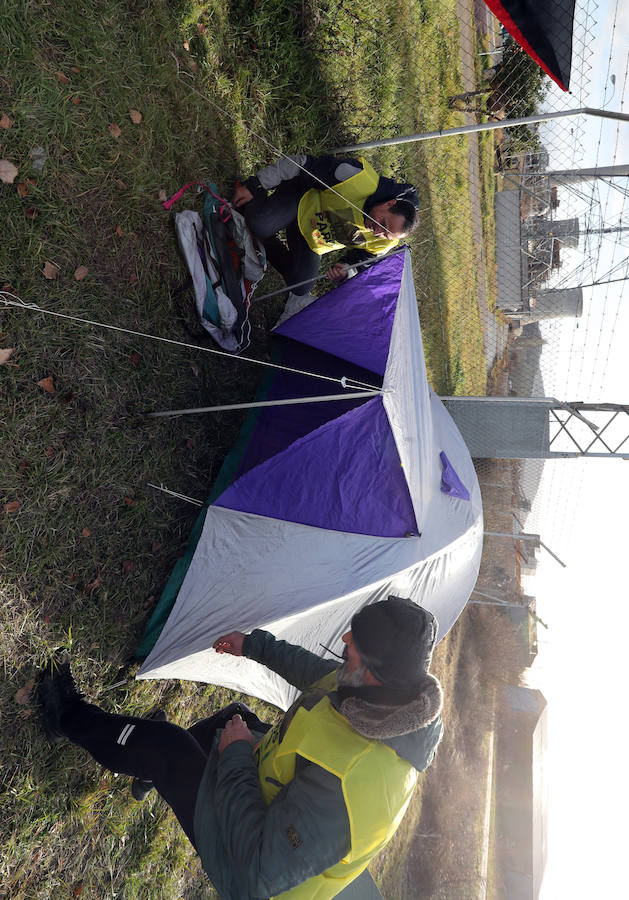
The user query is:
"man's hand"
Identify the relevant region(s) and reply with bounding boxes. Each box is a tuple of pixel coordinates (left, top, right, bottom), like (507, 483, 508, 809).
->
(232, 182, 253, 209)
(327, 263, 349, 284)
(218, 714, 255, 754)
(213, 631, 246, 656)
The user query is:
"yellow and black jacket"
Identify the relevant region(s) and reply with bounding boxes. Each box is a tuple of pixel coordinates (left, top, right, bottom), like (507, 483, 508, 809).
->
(193, 629, 442, 900)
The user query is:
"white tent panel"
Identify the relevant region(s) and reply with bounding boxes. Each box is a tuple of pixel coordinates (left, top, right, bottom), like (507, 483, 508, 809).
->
(138, 507, 482, 708)
(382, 252, 434, 531)
(139, 507, 425, 677)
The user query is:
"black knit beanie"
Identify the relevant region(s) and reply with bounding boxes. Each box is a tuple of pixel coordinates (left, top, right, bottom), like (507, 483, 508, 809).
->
(350, 597, 438, 690)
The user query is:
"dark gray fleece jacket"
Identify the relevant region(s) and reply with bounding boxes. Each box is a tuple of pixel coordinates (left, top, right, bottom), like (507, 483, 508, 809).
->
(193, 629, 443, 900)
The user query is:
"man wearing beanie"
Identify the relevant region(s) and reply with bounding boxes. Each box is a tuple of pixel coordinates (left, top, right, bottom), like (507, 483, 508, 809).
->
(38, 596, 443, 899)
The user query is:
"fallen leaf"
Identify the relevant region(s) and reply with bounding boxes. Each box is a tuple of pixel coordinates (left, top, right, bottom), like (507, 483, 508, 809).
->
(19, 708, 33, 718)
(158, 189, 167, 202)
(16, 181, 30, 198)
(73, 882, 84, 897)
(185, 438, 194, 450)
(87, 575, 102, 593)
(74, 265, 89, 281)
(0, 114, 12, 129)
(116, 225, 123, 237)
(142, 595, 156, 611)
(190, 362, 199, 377)
(43, 262, 59, 280)
(0, 159, 18, 184)
(129, 108, 142, 124)
(56, 71, 70, 84)
(37, 376, 55, 393)
(124, 496, 138, 506)
(197, 22, 206, 34)
(45, 445, 55, 458)
(129, 272, 138, 284)
(72, 95, 80, 106)
(189, 60, 199, 74)
(18, 459, 30, 473)
(108, 122, 122, 138)
(115, 178, 126, 189)
(121, 559, 134, 575)
(5, 501, 20, 513)
(152, 540, 162, 553)
(81, 527, 91, 537)
(0, 347, 14, 365)
(129, 352, 140, 367)
(14, 680, 34, 705)
(25, 206, 39, 219)
(70, 66, 81, 74)
(183, 40, 190, 51)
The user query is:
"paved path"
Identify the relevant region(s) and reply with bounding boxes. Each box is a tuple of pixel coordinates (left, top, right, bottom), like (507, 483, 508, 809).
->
(455, 0, 509, 376)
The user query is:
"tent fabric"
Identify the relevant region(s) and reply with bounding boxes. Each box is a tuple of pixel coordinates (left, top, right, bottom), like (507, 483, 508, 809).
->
(138, 250, 483, 710)
(216, 396, 418, 538)
(483, 0, 575, 91)
(439, 451, 471, 502)
(227, 341, 382, 482)
(275, 250, 405, 376)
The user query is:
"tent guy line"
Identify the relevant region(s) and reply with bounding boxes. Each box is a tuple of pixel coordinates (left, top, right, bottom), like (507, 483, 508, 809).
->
(0, 291, 381, 392)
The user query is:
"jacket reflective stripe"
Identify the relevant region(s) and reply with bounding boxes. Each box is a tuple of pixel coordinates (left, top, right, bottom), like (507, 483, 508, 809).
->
(297, 158, 400, 257)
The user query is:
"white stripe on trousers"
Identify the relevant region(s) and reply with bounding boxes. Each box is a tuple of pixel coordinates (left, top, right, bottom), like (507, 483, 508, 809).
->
(117, 723, 136, 746)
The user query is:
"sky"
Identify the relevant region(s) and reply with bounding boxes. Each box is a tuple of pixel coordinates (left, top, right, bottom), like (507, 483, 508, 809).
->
(517, 1, 629, 896)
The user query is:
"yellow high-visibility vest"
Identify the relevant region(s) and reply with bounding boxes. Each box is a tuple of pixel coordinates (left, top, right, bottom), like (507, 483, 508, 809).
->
(296, 158, 400, 257)
(255, 672, 418, 900)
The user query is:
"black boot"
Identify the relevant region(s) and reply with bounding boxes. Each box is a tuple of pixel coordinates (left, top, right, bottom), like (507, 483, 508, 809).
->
(37, 651, 83, 745)
(131, 709, 167, 801)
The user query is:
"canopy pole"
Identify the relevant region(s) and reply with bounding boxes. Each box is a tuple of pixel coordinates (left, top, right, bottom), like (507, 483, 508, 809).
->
(333, 107, 629, 153)
(146, 390, 382, 419)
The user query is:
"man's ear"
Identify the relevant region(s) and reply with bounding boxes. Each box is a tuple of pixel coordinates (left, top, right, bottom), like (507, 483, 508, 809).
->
(385, 199, 396, 209)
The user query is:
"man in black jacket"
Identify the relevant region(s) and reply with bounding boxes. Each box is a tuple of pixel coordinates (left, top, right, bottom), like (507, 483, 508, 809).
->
(232, 154, 419, 318)
(38, 597, 442, 899)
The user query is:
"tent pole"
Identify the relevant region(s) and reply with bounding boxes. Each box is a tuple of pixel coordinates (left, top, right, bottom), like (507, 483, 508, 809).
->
(146, 390, 382, 419)
(333, 108, 629, 153)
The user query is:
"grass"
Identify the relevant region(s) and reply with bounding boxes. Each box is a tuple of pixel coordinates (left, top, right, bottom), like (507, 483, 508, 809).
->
(1, 0, 494, 896)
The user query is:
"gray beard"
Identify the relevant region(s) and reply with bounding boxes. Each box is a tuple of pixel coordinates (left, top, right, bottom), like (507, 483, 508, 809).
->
(337, 661, 370, 688)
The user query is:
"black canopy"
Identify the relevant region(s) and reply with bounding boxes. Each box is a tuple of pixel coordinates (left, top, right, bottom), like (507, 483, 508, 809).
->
(484, 0, 575, 91)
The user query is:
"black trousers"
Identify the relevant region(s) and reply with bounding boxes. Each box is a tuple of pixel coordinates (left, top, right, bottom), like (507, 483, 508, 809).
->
(61, 701, 270, 846)
(242, 179, 321, 295)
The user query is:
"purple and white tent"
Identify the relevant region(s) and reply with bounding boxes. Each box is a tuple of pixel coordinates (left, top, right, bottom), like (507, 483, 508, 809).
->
(138, 249, 483, 709)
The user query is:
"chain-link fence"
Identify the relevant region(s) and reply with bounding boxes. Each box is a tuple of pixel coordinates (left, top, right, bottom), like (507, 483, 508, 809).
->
(319, 0, 611, 595)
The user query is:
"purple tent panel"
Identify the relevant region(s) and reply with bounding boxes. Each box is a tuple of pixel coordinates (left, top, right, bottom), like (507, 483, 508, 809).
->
(275, 250, 405, 376)
(216, 397, 418, 538)
(439, 451, 470, 501)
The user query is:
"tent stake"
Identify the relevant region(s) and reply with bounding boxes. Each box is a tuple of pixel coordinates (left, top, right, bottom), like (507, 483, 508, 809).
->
(147, 483, 205, 506)
(146, 390, 381, 419)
